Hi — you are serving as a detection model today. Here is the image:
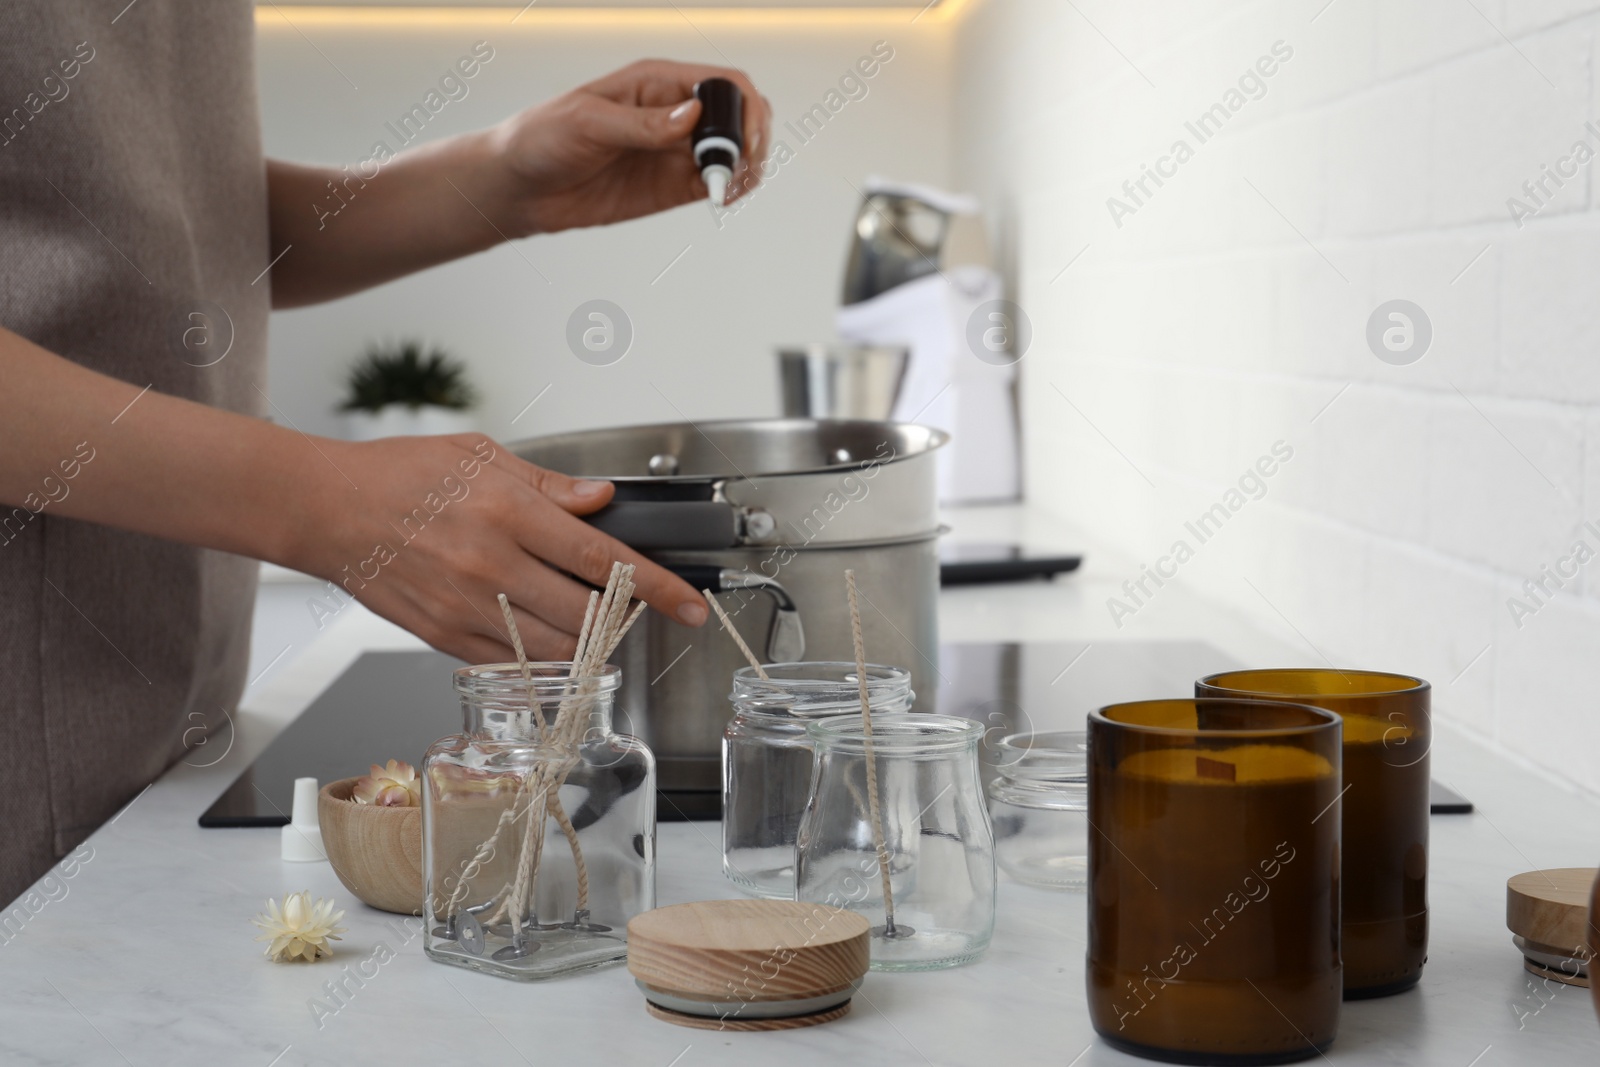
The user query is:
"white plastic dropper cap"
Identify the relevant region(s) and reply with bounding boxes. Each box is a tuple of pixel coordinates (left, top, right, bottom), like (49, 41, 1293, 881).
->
(703, 164, 731, 206)
(281, 777, 327, 862)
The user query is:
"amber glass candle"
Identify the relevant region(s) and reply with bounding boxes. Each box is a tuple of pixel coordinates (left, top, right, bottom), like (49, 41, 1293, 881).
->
(1589, 870, 1600, 1025)
(1087, 698, 1341, 1065)
(1198, 669, 1429, 999)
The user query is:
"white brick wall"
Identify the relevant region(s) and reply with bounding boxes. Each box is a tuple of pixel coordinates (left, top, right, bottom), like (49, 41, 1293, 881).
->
(953, 0, 1600, 795)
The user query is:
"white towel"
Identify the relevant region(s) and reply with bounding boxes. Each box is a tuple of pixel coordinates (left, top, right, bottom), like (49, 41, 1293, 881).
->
(836, 266, 1021, 504)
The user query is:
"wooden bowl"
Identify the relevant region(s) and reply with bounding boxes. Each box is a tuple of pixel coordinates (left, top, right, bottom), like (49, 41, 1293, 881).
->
(318, 777, 423, 916)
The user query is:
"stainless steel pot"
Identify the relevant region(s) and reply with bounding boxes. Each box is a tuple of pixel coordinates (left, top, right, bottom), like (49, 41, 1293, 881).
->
(777, 344, 908, 420)
(510, 419, 946, 818)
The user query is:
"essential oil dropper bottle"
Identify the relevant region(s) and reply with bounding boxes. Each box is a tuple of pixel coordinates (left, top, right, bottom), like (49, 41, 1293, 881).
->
(692, 77, 743, 205)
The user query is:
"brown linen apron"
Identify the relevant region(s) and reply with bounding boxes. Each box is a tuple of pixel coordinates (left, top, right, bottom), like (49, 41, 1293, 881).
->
(0, 1, 268, 904)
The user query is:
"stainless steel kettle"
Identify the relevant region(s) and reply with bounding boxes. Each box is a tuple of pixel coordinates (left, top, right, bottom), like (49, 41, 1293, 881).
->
(511, 419, 946, 818)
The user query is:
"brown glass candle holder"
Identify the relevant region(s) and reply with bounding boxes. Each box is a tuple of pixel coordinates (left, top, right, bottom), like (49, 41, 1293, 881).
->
(1087, 698, 1342, 1065)
(1197, 669, 1429, 999)
(1590, 870, 1600, 1025)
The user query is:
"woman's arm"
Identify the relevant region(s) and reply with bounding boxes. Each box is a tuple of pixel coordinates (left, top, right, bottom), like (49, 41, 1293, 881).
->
(0, 327, 708, 661)
(265, 59, 771, 308)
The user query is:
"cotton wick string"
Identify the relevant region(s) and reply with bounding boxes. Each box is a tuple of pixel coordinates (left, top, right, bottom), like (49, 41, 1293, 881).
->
(498, 593, 549, 738)
(470, 594, 549, 927)
(491, 592, 581, 930)
(542, 592, 645, 914)
(704, 589, 769, 680)
(845, 569, 896, 935)
(548, 591, 645, 913)
(569, 592, 600, 683)
(504, 563, 639, 926)
(441, 804, 518, 918)
(492, 585, 607, 928)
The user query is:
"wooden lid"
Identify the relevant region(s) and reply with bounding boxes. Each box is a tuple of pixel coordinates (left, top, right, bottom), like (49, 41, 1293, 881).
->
(628, 899, 870, 1003)
(1506, 868, 1598, 956)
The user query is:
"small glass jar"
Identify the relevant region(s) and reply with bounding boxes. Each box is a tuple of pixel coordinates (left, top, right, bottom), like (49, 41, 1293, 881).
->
(987, 731, 1088, 890)
(796, 714, 995, 971)
(722, 662, 914, 899)
(423, 663, 655, 981)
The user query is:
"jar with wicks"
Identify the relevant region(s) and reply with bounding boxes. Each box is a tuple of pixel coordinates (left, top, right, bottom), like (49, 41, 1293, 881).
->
(422, 662, 655, 980)
(722, 662, 914, 899)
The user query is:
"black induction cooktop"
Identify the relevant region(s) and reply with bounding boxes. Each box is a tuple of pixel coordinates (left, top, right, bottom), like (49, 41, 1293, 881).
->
(200, 650, 463, 827)
(200, 641, 1468, 826)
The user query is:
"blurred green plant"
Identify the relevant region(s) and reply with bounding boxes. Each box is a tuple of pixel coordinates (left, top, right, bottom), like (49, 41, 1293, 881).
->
(340, 341, 478, 412)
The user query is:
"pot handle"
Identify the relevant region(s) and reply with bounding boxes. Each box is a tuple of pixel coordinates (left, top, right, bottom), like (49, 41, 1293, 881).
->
(588, 501, 741, 550)
(670, 565, 806, 664)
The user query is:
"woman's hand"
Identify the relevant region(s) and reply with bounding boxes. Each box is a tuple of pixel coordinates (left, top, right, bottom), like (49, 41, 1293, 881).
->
(293, 433, 708, 664)
(264, 59, 771, 305)
(490, 59, 773, 236)
(0, 334, 707, 664)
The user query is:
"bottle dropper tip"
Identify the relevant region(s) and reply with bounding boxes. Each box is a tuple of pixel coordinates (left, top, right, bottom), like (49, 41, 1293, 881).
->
(704, 166, 730, 206)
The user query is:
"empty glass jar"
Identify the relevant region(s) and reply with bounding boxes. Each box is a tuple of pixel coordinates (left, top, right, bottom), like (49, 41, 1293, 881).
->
(722, 662, 913, 898)
(423, 663, 655, 981)
(796, 714, 995, 971)
(988, 731, 1088, 890)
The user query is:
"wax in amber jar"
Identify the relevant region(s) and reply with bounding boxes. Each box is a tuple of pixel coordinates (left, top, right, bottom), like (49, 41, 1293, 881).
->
(1199, 670, 1429, 999)
(1088, 699, 1342, 1065)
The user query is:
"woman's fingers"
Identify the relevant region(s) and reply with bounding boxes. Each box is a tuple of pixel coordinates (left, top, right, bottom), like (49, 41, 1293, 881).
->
(437, 569, 583, 662)
(316, 434, 709, 672)
(495, 599, 580, 662)
(510, 490, 707, 627)
(447, 632, 517, 668)
(582, 59, 771, 193)
(586, 59, 759, 109)
(574, 93, 701, 151)
(742, 92, 772, 173)
(457, 440, 705, 628)
(497, 554, 599, 638)
(482, 443, 615, 516)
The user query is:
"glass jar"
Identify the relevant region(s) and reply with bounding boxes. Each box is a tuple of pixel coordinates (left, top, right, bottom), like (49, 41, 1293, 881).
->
(987, 731, 1088, 890)
(1198, 668, 1431, 999)
(795, 714, 994, 971)
(1087, 698, 1342, 1064)
(422, 663, 655, 981)
(722, 662, 914, 899)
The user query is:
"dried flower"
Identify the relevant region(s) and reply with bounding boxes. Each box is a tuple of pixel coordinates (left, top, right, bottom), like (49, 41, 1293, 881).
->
(252, 891, 346, 963)
(353, 759, 421, 807)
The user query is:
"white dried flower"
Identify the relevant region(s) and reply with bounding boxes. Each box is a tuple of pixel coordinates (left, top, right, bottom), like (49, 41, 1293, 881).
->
(252, 891, 346, 963)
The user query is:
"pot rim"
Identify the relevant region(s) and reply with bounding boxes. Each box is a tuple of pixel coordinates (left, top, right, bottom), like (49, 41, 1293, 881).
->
(508, 417, 948, 485)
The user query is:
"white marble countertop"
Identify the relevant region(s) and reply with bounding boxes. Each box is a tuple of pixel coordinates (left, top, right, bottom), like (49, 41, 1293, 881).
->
(2, 507, 1597, 1065)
